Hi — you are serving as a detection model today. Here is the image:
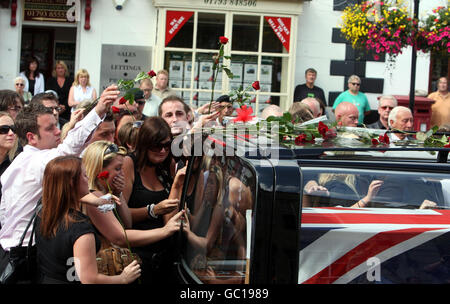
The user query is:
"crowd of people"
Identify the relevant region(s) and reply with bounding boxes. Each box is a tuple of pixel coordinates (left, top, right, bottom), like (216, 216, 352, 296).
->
(0, 56, 448, 284)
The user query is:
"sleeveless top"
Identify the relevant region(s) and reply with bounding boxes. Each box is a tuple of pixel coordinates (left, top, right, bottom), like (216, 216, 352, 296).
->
(72, 85, 94, 112)
(127, 154, 174, 257)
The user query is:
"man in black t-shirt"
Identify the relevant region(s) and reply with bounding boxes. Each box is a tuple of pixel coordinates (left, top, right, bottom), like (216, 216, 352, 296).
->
(293, 68, 327, 106)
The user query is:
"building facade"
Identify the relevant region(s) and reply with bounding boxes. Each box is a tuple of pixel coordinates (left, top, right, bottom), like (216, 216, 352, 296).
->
(0, 0, 448, 114)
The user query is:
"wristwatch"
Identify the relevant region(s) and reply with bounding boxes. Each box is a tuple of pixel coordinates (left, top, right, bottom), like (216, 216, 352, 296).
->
(147, 203, 158, 219)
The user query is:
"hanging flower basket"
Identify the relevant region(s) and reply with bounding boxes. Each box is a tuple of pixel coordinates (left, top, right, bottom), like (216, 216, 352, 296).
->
(416, 6, 450, 55)
(341, 1, 414, 61)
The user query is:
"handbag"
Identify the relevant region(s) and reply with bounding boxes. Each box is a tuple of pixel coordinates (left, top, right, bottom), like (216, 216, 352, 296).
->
(0, 205, 41, 284)
(96, 244, 142, 276)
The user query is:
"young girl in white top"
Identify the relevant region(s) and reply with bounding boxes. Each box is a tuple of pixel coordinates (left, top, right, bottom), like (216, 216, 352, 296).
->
(68, 69, 97, 112)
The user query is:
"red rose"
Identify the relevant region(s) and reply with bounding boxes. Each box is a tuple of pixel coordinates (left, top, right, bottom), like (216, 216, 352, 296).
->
(295, 134, 307, 145)
(119, 97, 127, 105)
(219, 36, 229, 44)
(147, 70, 156, 78)
(318, 121, 329, 137)
(97, 170, 109, 180)
(372, 138, 379, 145)
(252, 81, 260, 91)
(383, 133, 390, 144)
(111, 106, 120, 114)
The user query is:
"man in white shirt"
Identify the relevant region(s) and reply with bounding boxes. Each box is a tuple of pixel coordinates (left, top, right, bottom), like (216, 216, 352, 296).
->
(0, 85, 118, 260)
(140, 78, 162, 117)
(388, 106, 415, 141)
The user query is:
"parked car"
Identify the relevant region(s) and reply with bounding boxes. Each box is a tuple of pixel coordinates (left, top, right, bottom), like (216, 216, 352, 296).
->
(174, 129, 450, 284)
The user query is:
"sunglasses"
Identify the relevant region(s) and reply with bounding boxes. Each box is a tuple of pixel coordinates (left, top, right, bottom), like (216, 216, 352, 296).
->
(15, 83, 24, 87)
(0, 125, 16, 135)
(104, 143, 125, 157)
(46, 106, 62, 112)
(350, 82, 360, 86)
(148, 140, 172, 152)
(380, 106, 394, 110)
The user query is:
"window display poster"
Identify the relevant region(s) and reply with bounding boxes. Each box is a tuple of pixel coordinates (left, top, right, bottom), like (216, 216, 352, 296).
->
(260, 83, 271, 93)
(165, 11, 194, 46)
(244, 63, 257, 82)
(230, 62, 243, 82)
(169, 60, 183, 79)
(184, 61, 198, 80)
(260, 64, 272, 83)
(169, 79, 183, 89)
(199, 61, 213, 80)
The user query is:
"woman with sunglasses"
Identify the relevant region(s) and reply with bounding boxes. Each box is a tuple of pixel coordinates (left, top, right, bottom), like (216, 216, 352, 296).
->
(0, 112, 18, 208)
(82, 140, 185, 283)
(13, 77, 32, 104)
(122, 116, 187, 283)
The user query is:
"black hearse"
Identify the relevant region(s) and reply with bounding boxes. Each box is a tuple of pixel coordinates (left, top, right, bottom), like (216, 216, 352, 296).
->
(174, 128, 450, 284)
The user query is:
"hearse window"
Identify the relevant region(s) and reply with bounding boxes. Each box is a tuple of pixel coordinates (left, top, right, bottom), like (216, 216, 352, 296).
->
(183, 155, 255, 284)
(299, 167, 450, 284)
(302, 168, 449, 209)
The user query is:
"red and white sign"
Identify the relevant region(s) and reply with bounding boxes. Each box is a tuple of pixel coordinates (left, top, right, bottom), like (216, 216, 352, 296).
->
(264, 16, 291, 52)
(165, 11, 194, 46)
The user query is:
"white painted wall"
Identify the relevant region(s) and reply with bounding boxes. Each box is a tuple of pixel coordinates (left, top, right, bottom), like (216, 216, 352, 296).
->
(78, 0, 158, 92)
(295, 0, 447, 110)
(0, 3, 23, 90)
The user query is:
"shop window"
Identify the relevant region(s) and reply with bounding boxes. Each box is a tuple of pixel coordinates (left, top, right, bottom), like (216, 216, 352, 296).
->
(232, 15, 260, 52)
(197, 13, 225, 49)
(160, 10, 294, 111)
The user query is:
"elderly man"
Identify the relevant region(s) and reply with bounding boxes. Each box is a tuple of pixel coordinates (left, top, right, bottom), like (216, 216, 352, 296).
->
(140, 78, 162, 117)
(332, 75, 370, 125)
(388, 106, 414, 141)
(429, 77, 450, 128)
(335, 102, 359, 127)
(368, 95, 398, 129)
(152, 69, 177, 100)
(300, 97, 321, 118)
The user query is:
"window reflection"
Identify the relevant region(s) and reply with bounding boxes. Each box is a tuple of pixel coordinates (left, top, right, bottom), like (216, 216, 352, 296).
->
(232, 15, 260, 52)
(197, 13, 225, 49)
(184, 155, 255, 284)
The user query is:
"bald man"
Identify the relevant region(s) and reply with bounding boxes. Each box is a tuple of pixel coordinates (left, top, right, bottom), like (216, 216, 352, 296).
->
(300, 97, 321, 118)
(335, 102, 359, 127)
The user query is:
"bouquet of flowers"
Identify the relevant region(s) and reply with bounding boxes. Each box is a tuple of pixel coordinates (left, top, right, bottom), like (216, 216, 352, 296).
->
(341, 1, 414, 61)
(416, 6, 450, 55)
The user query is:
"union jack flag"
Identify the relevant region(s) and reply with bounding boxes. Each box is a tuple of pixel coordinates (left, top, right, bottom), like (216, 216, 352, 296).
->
(298, 207, 450, 284)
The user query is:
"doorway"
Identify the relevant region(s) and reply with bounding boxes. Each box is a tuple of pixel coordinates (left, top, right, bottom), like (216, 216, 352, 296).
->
(20, 26, 77, 80)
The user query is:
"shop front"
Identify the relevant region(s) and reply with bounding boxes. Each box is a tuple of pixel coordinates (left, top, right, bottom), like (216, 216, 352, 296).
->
(153, 0, 303, 113)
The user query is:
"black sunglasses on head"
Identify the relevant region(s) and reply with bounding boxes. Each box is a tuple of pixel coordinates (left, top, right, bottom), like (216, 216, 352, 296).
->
(0, 125, 16, 135)
(104, 143, 119, 156)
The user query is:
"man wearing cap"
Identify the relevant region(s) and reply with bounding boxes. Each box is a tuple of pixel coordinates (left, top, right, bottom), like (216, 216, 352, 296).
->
(216, 95, 234, 126)
(133, 89, 146, 120)
(140, 78, 162, 117)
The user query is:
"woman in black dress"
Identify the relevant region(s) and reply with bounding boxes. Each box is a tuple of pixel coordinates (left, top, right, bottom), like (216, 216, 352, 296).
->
(45, 60, 73, 121)
(36, 155, 141, 284)
(123, 116, 187, 283)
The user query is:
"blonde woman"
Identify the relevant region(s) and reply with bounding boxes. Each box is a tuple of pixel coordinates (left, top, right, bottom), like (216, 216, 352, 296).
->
(82, 140, 184, 283)
(46, 60, 73, 121)
(13, 77, 32, 104)
(68, 69, 97, 112)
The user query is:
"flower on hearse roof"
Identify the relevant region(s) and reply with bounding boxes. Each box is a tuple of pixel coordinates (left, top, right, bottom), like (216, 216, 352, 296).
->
(233, 105, 254, 123)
